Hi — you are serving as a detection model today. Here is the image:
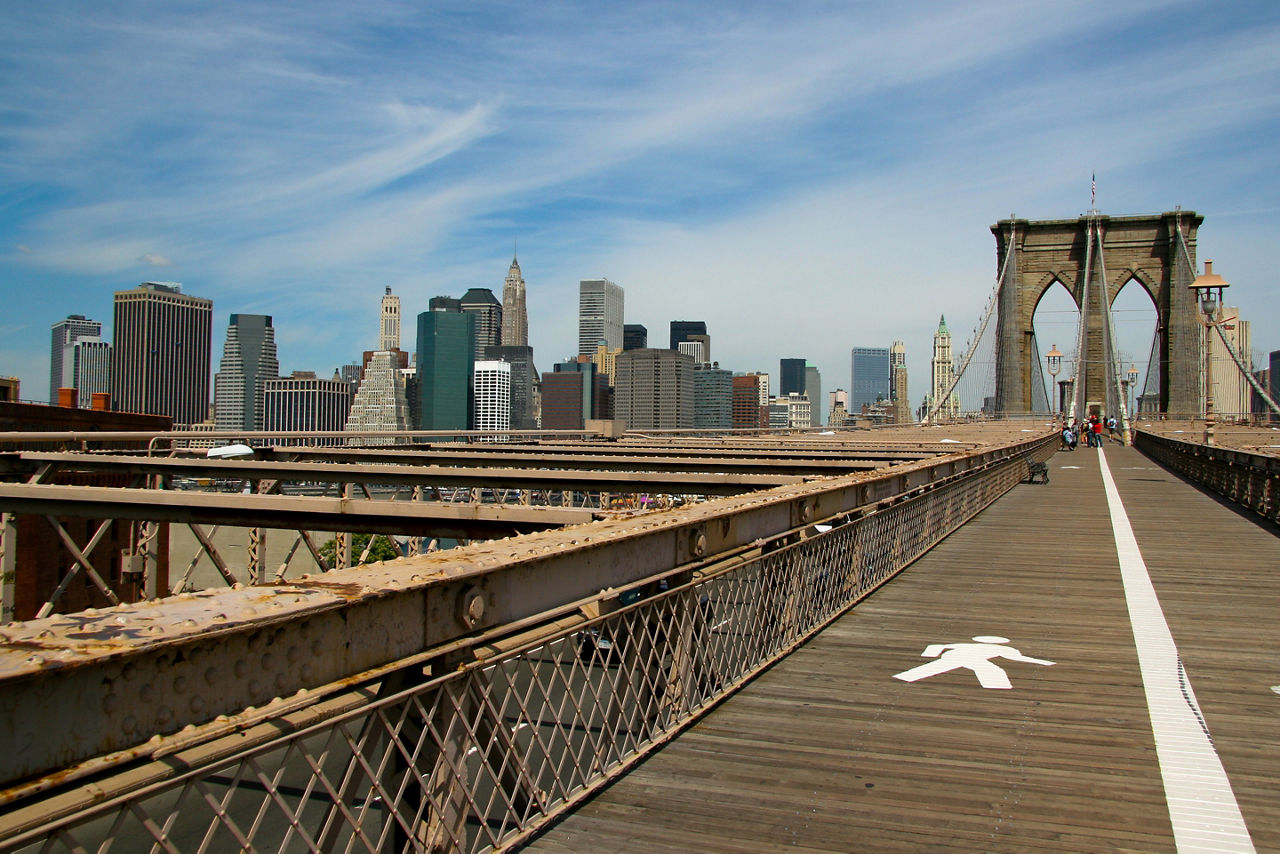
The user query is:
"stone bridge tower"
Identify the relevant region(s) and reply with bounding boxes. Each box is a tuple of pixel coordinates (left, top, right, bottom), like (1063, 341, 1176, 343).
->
(990, 210, 1203, 417)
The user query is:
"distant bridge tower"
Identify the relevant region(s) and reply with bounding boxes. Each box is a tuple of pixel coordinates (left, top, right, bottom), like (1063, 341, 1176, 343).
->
(991, 210, 1203, 417)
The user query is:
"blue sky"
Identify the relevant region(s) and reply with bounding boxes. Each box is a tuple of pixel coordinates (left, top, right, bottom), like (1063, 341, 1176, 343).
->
(3, 0, 1279, 408)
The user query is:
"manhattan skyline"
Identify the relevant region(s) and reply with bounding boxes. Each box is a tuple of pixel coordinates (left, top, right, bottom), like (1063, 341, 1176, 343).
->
(3, 2, 1279, 403)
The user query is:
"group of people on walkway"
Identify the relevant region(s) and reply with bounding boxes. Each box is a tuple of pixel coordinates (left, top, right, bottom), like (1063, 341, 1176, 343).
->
(1060, 414, 1119, 450)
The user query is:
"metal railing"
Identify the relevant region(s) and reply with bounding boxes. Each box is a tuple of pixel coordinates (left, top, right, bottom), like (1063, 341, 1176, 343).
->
(0, 436, 1052, 852)
(1133, 429, 1280, 524)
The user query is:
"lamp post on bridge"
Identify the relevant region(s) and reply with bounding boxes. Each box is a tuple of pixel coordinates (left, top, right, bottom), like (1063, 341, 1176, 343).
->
(1126, 364, 1139, 418)
(1046, 345, 1062, 418)
(1190, 260, 1229, 446)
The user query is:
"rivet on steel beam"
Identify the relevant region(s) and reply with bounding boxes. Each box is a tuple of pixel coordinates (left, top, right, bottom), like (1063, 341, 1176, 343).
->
(458, 586, 486, 629)
(693, 533, 707, 557)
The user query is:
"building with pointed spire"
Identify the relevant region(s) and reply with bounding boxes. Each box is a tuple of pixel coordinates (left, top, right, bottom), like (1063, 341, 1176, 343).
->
(501, 253, 528, 348)
(345, 290, 413, 442)
(929, 315, 960, 420)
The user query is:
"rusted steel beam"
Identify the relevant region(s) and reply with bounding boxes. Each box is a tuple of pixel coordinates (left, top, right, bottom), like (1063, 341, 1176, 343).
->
(0, 452, 805, 495)
(0, 484, 595, 539)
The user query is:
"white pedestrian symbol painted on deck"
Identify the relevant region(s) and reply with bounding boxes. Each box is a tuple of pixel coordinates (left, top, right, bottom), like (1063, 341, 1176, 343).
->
(893, 636, 1054, 689)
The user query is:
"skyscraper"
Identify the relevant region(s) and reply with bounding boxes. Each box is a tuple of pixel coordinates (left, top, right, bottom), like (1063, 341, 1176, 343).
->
(1210, 307, 1251, 419)
(930, 315, 959, 420)
(500, 254, 528, 348)
(379, 287, 401, 351)
(416, 310, 475, 430)
(851, 347, 890, 412)
(50, 315, 101, 403)
(623, 324, 648, 351)
(485, 345, 536, 429)
(779, 358, 806, 396)
(578, 279, 624, 356)
(214, 314, 279, 431)
(473, 360, 512, 435)
(460, 288, 503, 360)
(670, 321, 708, 352)
(804, 364, 822, 427)
(693, 362, 732, 429)
(70, 338, 111, 408)
(540, 361, 610, 429)
(344, 351, 412, 441)
(111, 282, 213, 425)
(613, 348, 693, 430)
(732, 373, 769, 429)
(264, 371, 353, 444)
(889, 340, 906, 405)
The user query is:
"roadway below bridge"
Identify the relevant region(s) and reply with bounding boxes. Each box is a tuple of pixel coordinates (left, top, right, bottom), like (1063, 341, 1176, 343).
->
(529, 443, 1280, 852)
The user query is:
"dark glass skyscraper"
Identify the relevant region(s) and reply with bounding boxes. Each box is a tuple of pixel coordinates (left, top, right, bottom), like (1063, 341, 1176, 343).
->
(669, 320, 707, 351)
(851, 347, 891, 411)
(623, 324, 648, 351)
(416, 310, 475, 430)
(779, 358, 806, 396)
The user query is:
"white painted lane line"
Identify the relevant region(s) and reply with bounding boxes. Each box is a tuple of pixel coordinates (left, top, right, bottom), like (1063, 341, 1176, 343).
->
(1097, 447, 1254, 852)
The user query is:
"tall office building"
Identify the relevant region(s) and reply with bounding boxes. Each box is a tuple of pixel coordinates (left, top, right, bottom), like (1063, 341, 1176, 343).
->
(111, 282, 213, 425)
(732, 373, 770, 429)
(473, 360, 512, 435)
(779, 358, 806, 396)
(500, 254, 528, 348)
(70, 338, 112, 408)
(669, 320, 708, 357)
(851, 347, 891, 412)
(485, 345, 536, 429)
(214, 314, 279, 431)
(540, 361, 610, 429)
(578, 279, 624, 356)
(805, 364, 822, 427)
(50, 315, 102, 402)
(380, 287, 401, 351)
(892, 364, 911, 424)
(416, 310, 475, 430)
(678, 340, 707, 364)
(693, 363, 732, 429)
(264, 371, 353, 444)
(613, 348, 694, 430)
(623, 324, 648, 351)
(929, 315, 960, 420)
(889, 340, 906, 405)
(460, 288, 503, 361)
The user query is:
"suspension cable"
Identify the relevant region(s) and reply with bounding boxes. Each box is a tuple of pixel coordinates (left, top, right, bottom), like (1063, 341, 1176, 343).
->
(923, 222, 1014, 424)
(1173, 223, 1280, 417)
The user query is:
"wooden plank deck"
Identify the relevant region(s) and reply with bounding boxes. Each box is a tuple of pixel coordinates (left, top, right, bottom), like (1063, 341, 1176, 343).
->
(527, 444, 1280, 852)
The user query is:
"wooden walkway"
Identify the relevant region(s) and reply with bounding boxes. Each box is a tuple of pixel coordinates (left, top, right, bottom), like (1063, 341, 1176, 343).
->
(528, 444, 1280, 852)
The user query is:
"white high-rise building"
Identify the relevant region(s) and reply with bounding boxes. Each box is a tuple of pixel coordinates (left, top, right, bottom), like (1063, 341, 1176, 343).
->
(473, 360, 512, 437)
(380, 287, 401, 352)
(50, 315, 102, 403)
(578, 279, 624, 357)
(929, 315, 960, 420)
(71, 338, 112, 408)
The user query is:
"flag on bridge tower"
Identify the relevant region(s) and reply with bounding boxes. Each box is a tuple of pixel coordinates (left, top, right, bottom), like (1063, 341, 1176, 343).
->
(1091, 172, 1096, 208)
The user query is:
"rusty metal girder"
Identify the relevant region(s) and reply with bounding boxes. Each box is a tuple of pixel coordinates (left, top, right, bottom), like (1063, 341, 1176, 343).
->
(0, 433, 1054, 790)
(0, 452, 805, 495)
(0, 483, 594, 539)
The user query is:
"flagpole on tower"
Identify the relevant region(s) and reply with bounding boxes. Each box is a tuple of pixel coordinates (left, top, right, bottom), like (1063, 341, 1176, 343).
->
(1090, 171, 1097, 214)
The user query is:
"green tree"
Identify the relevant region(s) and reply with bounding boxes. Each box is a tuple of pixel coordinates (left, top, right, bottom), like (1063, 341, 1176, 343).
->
(318, 533, 403, 566)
